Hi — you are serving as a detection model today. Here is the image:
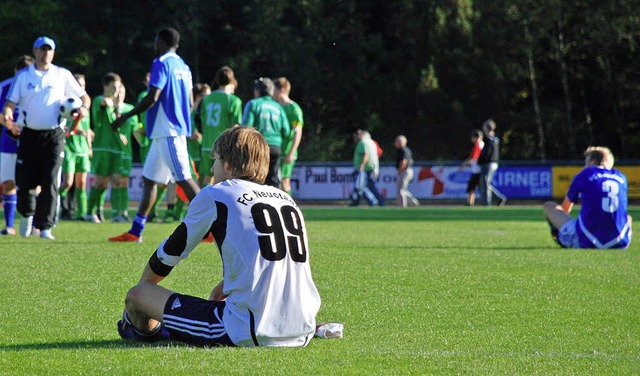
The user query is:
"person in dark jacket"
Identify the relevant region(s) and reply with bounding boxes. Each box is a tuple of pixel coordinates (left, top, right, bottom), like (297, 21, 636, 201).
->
(478, 119, 507, 206)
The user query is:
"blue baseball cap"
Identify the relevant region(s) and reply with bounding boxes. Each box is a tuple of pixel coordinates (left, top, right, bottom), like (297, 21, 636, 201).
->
(33, 36, 56, 50)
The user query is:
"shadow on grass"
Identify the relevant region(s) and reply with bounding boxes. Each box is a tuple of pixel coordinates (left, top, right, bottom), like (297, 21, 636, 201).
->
(0, 339, 186, 351)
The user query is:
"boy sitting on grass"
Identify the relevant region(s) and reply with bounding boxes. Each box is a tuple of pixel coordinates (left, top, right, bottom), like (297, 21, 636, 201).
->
(543, 146, 632, 249)
(118, 126, 321, 347)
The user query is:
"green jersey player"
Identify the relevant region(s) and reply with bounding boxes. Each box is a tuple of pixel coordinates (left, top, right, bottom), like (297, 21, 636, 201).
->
(199, 66, 242, 186)
(188, 83, 208, 174)
(60, 74, 92, 220)
(242, 78, 291, 188)
(112, 90, 139, 222)
(274, 77, 303, 195)
(134, 73, 151, 163)
(86, 73, 131, 222)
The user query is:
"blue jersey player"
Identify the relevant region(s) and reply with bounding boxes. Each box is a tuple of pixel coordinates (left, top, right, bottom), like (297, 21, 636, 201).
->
(0, 55, 34, 235)
(109, 27, 200, 242)
(544, 146, 632, 249)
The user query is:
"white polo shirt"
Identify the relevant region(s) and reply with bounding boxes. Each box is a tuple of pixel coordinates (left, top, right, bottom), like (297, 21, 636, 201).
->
(7, 64, 85, 130)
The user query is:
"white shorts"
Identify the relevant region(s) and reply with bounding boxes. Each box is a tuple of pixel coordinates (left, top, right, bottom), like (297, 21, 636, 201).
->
(0, 152, 17, 182)
(558, 219, 580, 248)
(142, 136, 192, 185)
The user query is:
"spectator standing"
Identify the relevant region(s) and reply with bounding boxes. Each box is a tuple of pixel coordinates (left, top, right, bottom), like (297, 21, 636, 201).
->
(242, 78, 290, 188)
(459, 129, 484, 206)
(2, 36, 91, 239)
(478, 119, 507, 206)
(349, 130, 385, 206)
(394, 135, 420, 207)
(0, 55, 34, 235)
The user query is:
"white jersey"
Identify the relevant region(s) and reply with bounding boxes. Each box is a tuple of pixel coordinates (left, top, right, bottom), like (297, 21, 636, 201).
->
(155, 179, 321, 347)
(7, 64, 85, 130)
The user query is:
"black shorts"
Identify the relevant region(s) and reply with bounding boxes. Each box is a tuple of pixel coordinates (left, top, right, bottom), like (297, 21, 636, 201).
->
(466, 173, 481, 193)
(163, 293, 235, 347)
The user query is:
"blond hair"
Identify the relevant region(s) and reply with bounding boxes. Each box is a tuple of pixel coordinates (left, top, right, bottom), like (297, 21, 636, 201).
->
(584, 146, 615, 169)
(275, 77, 291, 95)
(213, 127, 269, 183)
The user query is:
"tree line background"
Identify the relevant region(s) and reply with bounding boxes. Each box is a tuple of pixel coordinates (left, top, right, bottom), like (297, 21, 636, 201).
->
(1, 0, 639, 162)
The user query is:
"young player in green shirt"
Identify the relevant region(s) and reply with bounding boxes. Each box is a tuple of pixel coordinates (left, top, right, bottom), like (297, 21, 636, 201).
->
(60, 74, 92, 220)
(188, 83, 208, 171)
(274, 77, 303, 196)
(86, 73, 133, 222)
(134, 79, 151, 163)
(199, 66, 242, 187)
(111, 86, 139, 222)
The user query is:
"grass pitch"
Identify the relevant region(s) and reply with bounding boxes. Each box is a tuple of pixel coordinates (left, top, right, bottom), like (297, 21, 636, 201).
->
(0, 205, 638, 375)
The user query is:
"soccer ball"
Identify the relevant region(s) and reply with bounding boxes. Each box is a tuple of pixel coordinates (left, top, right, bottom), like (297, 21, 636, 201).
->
(59, 96, 83, 121)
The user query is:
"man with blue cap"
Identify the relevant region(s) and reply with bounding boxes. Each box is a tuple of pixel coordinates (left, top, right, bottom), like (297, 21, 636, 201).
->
(1, 36, 91, 240)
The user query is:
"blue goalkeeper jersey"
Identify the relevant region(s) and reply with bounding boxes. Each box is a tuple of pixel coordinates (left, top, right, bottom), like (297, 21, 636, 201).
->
(566, 166, 631, 249)
(146, 51, 193, 139)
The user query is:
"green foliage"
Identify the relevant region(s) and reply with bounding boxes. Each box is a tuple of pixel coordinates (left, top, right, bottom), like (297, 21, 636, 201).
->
(419, 64, 440, 93)
(0, 206, 638, 374)
(1, 0, 639, 161)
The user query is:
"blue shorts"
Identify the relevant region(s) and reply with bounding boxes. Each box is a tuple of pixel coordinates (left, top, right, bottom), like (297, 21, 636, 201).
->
(163, 293, 235, 347)
(557, 219, 580, 248)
